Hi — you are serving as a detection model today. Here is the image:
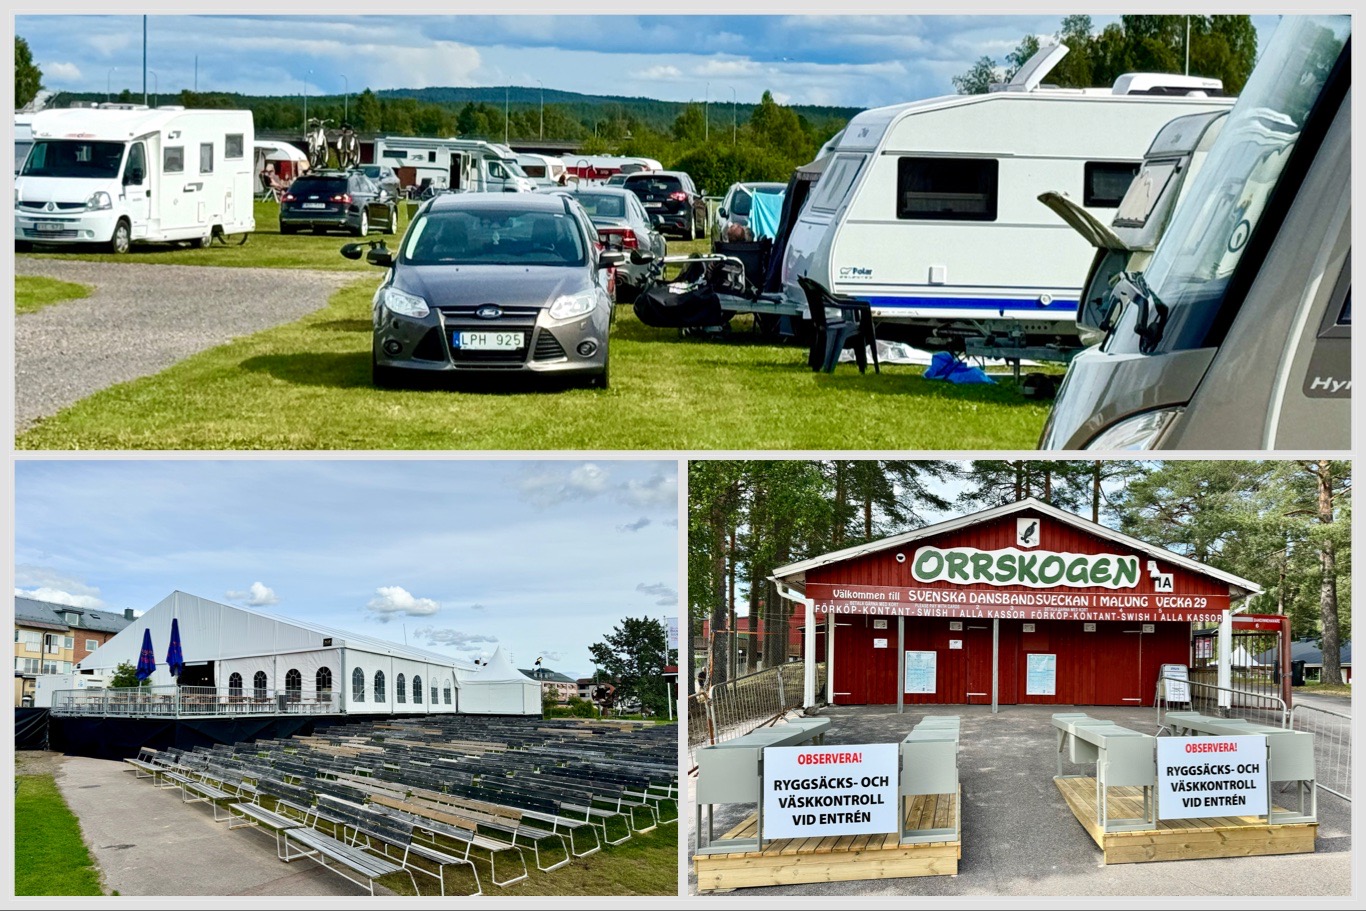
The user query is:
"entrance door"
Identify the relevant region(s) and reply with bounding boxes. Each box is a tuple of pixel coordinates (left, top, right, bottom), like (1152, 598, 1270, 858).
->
(123, 141, 151, 236)
(965, 624, 993, 704)
(1106, 626, 1149, 705)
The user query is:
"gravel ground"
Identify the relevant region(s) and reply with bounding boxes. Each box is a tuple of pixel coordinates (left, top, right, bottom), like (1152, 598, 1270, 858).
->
(14, 258, 359, 433)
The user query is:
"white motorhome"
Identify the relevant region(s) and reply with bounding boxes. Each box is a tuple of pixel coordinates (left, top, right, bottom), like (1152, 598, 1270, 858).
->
(16, 105, 256, 252)
(779, 45, 1234, 356)
(371, 135, 536, 194)
(515, 152, 568, 187)
(15, 114, 34, 174)
(563, 155, 662, 184)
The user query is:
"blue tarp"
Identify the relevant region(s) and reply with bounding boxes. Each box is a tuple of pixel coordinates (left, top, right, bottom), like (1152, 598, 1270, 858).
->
(924, 351, 995, 384)
(749, 190, 785, 240)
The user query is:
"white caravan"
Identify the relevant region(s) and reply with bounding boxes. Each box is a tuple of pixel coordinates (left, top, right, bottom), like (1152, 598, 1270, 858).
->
(15, 114, 34, 174)
(16, 106, 256, 252)
(780, 45, 1234, 356)
(371, 136, 536, 194)
(515, 152, 568, 187)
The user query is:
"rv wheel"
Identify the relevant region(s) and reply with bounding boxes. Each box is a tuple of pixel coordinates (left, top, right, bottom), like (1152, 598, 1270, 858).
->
(107, 219, 132, 254)
(195, 234, 212, 249)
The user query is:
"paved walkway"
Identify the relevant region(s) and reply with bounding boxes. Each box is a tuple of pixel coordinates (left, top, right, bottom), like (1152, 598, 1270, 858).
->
(55, 755, 373, 896)
(688, 703, 1353, 896)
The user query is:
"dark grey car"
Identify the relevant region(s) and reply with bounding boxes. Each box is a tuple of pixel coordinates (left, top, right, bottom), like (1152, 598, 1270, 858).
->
(280, 170, 398, 236)
(562, 187, 667, 302)
(352, 193, 622, 388)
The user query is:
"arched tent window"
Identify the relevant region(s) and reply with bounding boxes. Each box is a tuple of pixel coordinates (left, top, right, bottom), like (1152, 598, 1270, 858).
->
(443, 680, 452, 705)
(228, 673, 243, 697)
(253, 671, 268, 700)
(431, 684, 438, 704)
(396, 673, 406, 704)
(285, 669, 302, 702)
(352, 667, 365, 702)
(412, 675, 423, 704)
(374, 670, 386, 702)
(316, 667, 333, 704)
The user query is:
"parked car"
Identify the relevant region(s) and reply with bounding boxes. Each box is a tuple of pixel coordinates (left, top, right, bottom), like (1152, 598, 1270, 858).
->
(562, 186, 667, 302)
(604, 174, 629, 187)
(348, 192, 622, 388)
(622, 170, 708, 240)
(280, 169, 398, 236)
(357, 163, 402, 197)
(715, 181, 786, 242)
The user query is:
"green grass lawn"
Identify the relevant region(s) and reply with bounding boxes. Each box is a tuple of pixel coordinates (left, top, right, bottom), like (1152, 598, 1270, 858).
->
(15, 275, 92, 314)
(17, 199, 409, 272)
(14, 774, 105, 896)
(17, 275, 1053, 450)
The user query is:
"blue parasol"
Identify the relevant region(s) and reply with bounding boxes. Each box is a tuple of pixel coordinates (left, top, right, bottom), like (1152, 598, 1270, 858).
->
(166, 617, 185, 679)
(135, 628, 157, 681)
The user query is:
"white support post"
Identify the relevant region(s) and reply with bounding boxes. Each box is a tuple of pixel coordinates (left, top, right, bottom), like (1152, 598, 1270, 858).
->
(1217, 609, 1233, 710)
(802, 597, 816, 708)
(826, 610, 836, 706)
(991, 618, 999, 714)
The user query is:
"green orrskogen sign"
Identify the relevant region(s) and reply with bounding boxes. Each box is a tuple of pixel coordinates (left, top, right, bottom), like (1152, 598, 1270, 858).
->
(912, 546, 1142, 589)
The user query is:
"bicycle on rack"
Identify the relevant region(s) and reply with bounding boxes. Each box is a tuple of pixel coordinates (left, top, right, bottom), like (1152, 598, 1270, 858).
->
(335, 122, 360, 170)
(305, 118, 333, 170)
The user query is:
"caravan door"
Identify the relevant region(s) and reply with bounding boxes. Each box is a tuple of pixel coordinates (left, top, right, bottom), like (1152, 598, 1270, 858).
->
(122, 141, 152, 238)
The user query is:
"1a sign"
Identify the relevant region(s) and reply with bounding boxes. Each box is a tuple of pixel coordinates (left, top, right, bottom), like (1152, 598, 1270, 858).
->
(762, 743, 898, 840)
(1156, 736, 1268, 820)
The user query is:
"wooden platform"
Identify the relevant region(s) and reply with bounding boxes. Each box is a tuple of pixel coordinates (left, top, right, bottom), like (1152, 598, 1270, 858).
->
(1055, 776, 1317, 865)
(694, 792, 959, 891)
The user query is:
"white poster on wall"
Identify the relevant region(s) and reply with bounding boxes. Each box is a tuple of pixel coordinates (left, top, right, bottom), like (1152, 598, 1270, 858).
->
(1157, 736, 1268, 820)
(873, 638, 888, 649)
(1025, 653, 1057, 696)
(762, 743, 899, 839)
(1160, 664, 1191, 703)
(904, 650, 936, 693)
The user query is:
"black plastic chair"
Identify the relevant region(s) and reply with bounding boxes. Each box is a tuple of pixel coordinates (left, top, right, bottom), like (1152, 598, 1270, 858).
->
(797, 276, 880, 374)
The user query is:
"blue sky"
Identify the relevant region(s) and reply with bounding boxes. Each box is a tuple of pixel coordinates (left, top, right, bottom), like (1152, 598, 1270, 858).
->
(13, 459, 679, 680)
(14, 12, 1283, 109)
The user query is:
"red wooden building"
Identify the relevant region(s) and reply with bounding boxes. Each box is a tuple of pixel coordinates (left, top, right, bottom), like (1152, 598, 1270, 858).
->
(771, 498, 1265, 708)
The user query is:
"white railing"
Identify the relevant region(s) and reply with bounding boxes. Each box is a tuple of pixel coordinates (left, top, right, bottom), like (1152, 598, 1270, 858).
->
(1290, 702, 1352, 801)
(49, 685, 338, 718)
(1155, 675, 1288, 729)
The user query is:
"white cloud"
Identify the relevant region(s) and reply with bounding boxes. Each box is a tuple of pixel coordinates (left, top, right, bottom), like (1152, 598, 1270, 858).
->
(43, 61, 82, 83)
(414, 627, 498, 649)
(13, 565, 105, 608)
(517, 462, 611, 507)
(633, 65, 683, 81)
(366, 585, 440, 622)
(621, 472, 677, 510)
(637, 582, 678, 607)
(538, 650, 563, 663)
(618, 517, 651, 533)
(15, 586, 105, 609)
(225, 582, 279, 607)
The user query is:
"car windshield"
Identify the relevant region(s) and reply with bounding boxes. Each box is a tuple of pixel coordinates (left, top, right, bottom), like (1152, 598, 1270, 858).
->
(1121, 15, 1350, 352)
(502, 160, 530, 178)
(573, 193, 626, 219)
(403, 208, 587, 266)
(21, 139, 126, 179)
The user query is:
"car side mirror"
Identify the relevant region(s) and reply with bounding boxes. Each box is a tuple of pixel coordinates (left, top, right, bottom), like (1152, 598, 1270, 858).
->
(718, 207, 727, 218)
(339, 242, 365, 260)
(598, 250, 626, 268)
(367, 244, 395, 268)
(629, 249, 655, 265)
(124, 167, 144, 186)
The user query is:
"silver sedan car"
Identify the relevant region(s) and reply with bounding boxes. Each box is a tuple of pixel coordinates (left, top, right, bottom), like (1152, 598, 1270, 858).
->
(350, 193, 622, 389)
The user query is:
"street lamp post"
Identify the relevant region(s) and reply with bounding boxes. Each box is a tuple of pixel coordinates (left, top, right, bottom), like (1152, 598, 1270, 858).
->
(340, 74, 349, 123)
(538, 79, 544, 140)
(148, 70, 158, 108)
(504, 87, 509, 144)
(730, 86, 737, 144)
(106, 67, 118, 104)
(704, 82, 710, 143)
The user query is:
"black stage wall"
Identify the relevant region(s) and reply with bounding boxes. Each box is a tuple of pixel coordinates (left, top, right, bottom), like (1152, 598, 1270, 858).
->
(49, 714, 358, 761)
(15, 707, 50, 750)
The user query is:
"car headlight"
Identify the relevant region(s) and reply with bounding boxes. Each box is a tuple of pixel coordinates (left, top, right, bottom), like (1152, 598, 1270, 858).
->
(1084, 409, 1181, 450)
(380, 286, 429, 319)
(85, 191, 112, 211)
(549, 291, 597, 320)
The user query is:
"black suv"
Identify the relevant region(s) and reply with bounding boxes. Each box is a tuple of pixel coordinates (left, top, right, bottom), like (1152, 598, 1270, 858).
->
(622, 171, 708, 240)
(280, 169, 398, 236)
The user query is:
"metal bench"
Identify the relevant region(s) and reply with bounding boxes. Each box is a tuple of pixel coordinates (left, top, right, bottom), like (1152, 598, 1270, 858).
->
(1052, 712, 1157, 833)
(229, 791, 309, 857)
(313, 794, 474, 897)
(1163, 711, 1316, 824)
(159, 770, 235, 822)
(900, 715, 961, 844)
(695, 716, 833, 854)
(282, 822, 415, 896)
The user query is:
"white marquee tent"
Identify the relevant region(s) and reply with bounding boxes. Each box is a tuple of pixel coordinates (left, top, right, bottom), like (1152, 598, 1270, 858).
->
(73, 591, 541, 716)
(455, 646, 541, 715)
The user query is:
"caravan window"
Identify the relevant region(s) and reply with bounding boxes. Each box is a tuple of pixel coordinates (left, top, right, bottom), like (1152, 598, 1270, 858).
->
(809, 154, 866, 212)
(1084, 161, 1141, 208)
(199, 142, 214, 174)
(164, 146, 184, 174)
(896, 157, 998, 221)
(225, 134, 244, 159)
(1114, 160, 1179, 228)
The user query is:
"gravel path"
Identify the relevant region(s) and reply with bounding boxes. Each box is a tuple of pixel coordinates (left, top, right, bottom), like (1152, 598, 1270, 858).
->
(15, 259, 359, 433)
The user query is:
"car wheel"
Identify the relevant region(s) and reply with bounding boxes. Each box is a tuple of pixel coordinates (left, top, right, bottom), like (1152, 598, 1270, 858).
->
(107, 219, 132, 254)
(384, 206, 397, 235)
(353, 210, 369, 237)
(689, 214, 699, 241)
(15, 241, 33, 253)
(589, 348, 610, 389)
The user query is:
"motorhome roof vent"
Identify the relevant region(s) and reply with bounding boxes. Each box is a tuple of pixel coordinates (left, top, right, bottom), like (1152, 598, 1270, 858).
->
(156, 105, 186, 111)
(990, 42, 1070, 93)
(1112, 73, 1225, 96)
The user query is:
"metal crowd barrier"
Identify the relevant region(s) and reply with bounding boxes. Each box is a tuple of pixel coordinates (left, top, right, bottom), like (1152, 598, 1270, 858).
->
(50, 685, 338, 718)
(1155, 675, 1288, 729)
(1289, 701, 1351, 802)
